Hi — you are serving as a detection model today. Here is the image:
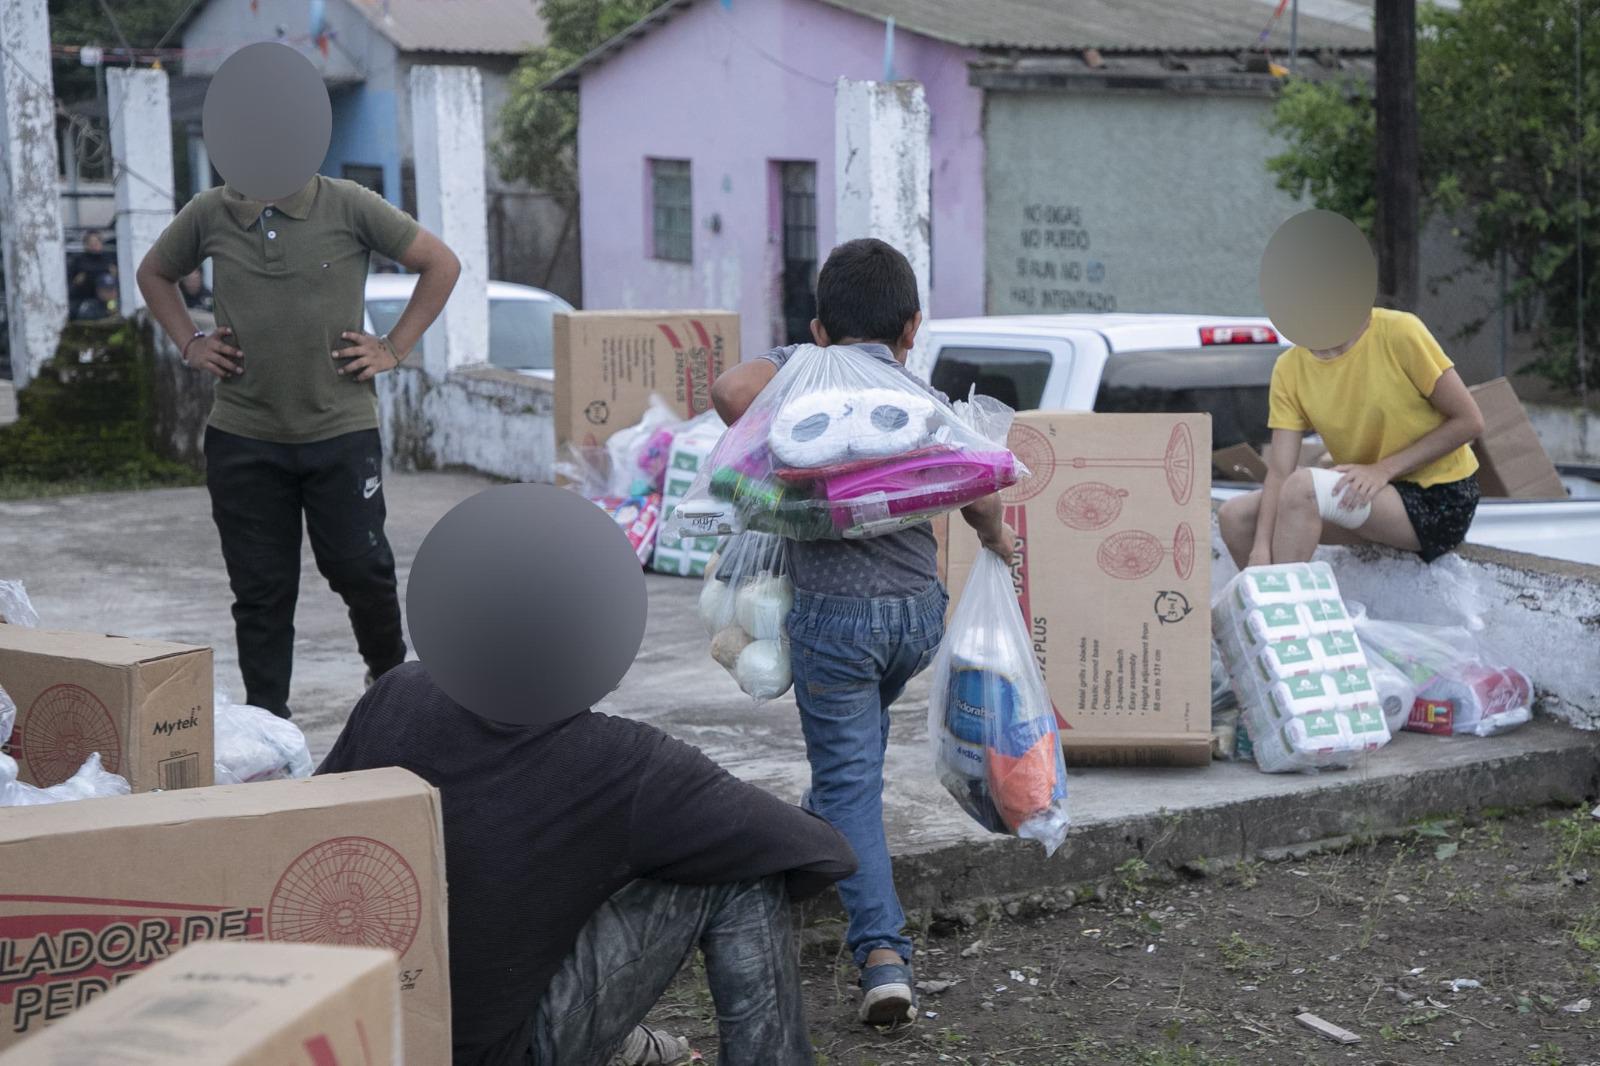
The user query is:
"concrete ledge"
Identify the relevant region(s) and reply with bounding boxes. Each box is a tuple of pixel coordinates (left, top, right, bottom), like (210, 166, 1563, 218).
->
(880, 721, 1600, 919)
(379, 364, 555, 483)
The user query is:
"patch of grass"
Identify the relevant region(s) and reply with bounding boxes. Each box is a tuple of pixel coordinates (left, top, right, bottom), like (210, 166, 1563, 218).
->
(1527, 1042, 1568, 1065)
(1570, 907, 1600, 954)
(1546, 810, 1600, 877)
(1219, 932, 1271, 972)
(1132, 1034, 1241, 1066)
(1116, 857, 1152, 896)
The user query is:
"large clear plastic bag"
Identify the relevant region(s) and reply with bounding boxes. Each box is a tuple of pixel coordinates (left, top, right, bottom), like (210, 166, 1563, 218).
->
(662, 345, 1029, 542)
(0, 751, 130, 806)
(554, 401, 676, 567)
(927, 549, 1070, 856)
(699, 532, 793, 701)
(214, 696, 314, 784)
(1213, 563, 1392, 774)
(0, 579, 40, 627)
(1351, 615, 1532, 737)
(654, 408, 730, 577)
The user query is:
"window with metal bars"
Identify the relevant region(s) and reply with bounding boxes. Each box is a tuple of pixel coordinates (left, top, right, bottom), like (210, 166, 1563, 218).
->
(650, 159, 693, 263)
(779, 161, 817, 344)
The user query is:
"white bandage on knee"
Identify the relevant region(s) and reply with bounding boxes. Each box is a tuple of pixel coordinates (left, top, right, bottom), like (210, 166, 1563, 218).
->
(1309, 466, 1372, 530)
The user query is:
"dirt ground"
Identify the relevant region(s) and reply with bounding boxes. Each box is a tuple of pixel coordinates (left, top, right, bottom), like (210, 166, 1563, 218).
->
(649, 805, 1600, 1066)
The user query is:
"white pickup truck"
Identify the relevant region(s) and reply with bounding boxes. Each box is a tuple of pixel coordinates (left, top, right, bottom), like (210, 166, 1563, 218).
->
(911, 313, 1600, 567)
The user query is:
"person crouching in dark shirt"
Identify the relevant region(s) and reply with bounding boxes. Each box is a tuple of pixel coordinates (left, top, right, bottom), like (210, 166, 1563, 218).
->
(317, 663, 856, 1066)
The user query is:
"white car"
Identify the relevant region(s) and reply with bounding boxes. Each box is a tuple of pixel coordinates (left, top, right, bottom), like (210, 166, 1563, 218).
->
(363, 273, 573, 381)
(913, 312, 1600, 566)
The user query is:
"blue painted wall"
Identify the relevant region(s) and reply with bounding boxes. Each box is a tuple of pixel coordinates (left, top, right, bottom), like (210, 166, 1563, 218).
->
(325, 84, 403, 207)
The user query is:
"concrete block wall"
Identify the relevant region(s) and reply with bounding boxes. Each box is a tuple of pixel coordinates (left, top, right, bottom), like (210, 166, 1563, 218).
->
(378, 366, 555, 484)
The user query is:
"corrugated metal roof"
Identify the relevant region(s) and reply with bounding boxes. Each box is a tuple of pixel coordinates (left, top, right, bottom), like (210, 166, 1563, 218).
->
(548, 0, 1377, 90)
(811, 0, 1376, 54)
(341, 0, 546, 55)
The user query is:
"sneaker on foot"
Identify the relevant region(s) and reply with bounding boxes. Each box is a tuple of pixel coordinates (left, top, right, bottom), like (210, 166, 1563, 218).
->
(858, 960, 916, 1026)
(608, 1025, 693, 1066)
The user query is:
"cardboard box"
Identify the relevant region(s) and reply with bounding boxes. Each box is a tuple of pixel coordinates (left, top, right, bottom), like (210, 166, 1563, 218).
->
(0, 941, 400, 1065)
(1468, 378, 1567, 499)
(553, 311, 735, 450)
(0, 628, 212, 793)
(945, 412, 1214, 766)
(1213, 443, 1269, 483)
(0, 768, 449, 1060)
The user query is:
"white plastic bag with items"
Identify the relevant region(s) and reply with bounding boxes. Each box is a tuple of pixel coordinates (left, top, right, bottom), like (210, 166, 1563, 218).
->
(927, 549, 1070, 855)
(700, 532, 793, 701)
(0, 750, 130, 806)
(1351, 615, 1533, 737)
(662, 345, 1029, 542)
(213, 696, 314, 784)
(0, 579, 39, 627)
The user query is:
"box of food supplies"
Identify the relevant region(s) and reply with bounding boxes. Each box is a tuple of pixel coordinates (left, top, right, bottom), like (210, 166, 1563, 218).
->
(943, 412, 1214, 766)
(0, 941, 401, 1066)
(0, 768, 449, 1060)
(0, 627, 212, 793)
(553, 311, 736, 450)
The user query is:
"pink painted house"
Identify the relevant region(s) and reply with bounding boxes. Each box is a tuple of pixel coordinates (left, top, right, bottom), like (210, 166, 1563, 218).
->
(551, 0, 986, 360)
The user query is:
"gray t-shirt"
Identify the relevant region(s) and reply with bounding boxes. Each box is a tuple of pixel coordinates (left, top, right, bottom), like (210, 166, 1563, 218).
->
(757, 343, 942, 598)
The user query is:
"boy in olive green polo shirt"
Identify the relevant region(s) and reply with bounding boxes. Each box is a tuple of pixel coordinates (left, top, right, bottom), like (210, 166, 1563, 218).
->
(138, 175, 460, 718)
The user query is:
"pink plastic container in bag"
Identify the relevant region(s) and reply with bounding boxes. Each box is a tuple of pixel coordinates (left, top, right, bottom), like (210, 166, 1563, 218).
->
(823, 451, 1017, 531)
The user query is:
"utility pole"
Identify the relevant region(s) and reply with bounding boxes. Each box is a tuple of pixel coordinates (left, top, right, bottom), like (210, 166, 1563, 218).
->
(1374, 0, 1420, 311)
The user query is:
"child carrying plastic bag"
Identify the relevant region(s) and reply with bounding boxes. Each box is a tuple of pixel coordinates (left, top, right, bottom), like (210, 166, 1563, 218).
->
(699, 531, 793, 700)
(663, 345, 1029, 542)
(927, 549, 1070, 856)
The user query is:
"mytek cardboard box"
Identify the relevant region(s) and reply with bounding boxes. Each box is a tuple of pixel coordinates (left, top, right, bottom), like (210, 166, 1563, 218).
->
(945, 412, 1214, 767)
(1468, 378, 1567, 499)
(0, 628, 212, 793)
(0, 941, 400, 1066)
(553, 311, 736, 450)
(0, 768, 449, 1060)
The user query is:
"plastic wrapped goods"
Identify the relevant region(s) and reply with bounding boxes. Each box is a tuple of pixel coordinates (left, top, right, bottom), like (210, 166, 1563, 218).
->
(700, 532, 793, 701)
(213, 698, 314, 785)
(0, 579, 39, 627)
(1213, 562, 1391, 774)
(927, 549, 1070, 855)
(0, 751, 130, 806)
(661, 345, 1029, 543)
(1353, 615, 1533, 737)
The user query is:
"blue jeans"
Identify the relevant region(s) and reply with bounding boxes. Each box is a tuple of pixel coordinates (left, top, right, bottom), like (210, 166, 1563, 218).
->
(786, 580, 947, 968)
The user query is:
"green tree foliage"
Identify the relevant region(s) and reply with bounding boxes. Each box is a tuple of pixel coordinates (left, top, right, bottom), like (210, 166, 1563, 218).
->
(48, 0, 195, 102)
(494, 0, 657, 198)
(1266, 0, 1599, 391)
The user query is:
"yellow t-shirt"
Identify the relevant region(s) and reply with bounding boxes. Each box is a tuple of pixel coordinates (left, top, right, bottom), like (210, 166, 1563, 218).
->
(1268, 308, 1479, 488)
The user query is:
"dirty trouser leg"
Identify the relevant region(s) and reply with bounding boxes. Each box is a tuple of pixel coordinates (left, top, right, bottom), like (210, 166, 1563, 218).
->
(204, 427, 303, 717)
(300, 429, 406, 682)
(530, 877, 813, 1066)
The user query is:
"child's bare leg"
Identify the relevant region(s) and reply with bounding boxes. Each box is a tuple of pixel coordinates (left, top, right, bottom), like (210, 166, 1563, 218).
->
(1351, 486, 1423, 553)
(1272, 469, 1327, 563)
(1217, 492, 1262, 570)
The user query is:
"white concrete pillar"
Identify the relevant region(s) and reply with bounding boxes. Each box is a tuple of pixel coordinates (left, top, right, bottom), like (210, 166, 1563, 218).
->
(187, 127, 214, 291)
(0, 0, 68, 385)
(408, 64, 488, 379)
(834, 78, 932, 376)
(107, 68, 174, 316)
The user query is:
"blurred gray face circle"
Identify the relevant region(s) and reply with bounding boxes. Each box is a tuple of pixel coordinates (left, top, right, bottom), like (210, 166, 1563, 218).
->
(1259, 209, 1378, 350)
(406, 484, 648, 726)
(203, 43, 331, 201)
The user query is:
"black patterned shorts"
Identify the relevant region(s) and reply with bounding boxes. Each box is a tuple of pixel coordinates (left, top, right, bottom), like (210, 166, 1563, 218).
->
(1392, 474, 1481, 562)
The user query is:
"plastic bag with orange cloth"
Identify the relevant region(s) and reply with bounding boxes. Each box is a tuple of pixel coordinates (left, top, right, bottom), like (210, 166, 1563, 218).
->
(927, 548, 1070, 855)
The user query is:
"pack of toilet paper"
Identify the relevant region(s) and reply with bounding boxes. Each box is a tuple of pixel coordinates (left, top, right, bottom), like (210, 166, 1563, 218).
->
(654, 409, 729, 576)
(661, 345, 1030, 543)
(700, 531, 794, 701)
(1214, 562, 1392, 773)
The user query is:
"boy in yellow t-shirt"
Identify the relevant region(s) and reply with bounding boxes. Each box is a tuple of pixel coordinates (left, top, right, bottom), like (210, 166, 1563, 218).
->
(1219, 308, 1487, 568)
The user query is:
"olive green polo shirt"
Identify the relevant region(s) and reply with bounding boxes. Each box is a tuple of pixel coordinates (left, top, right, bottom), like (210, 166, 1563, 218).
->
(153, 175, 420, 444)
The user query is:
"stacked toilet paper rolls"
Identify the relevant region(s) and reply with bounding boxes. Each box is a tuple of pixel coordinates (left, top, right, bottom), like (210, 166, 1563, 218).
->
(1213, 562, 1392, 774)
